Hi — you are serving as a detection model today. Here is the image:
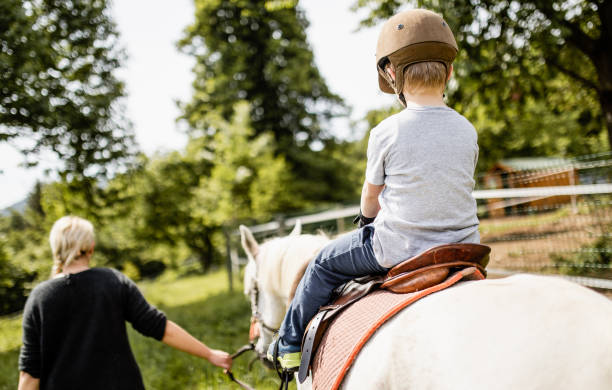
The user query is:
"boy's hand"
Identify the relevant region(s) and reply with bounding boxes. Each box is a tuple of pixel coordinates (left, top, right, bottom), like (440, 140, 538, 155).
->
(208, 349, 233, 370)
(353, 211, 375, 228)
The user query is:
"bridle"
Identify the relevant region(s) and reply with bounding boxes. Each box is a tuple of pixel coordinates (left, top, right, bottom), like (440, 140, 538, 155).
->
(225, 267, 280, 388)
(248, 282, 280, 341)
(245, 259, 297, 390)
(227, 242, 296, 389)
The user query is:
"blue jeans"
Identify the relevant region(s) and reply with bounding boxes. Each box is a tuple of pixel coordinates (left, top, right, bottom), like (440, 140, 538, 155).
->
(278, 226, 388, 350)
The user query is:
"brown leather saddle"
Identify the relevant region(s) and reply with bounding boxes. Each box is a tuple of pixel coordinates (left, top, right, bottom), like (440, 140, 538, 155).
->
(297, 243, 491, 383)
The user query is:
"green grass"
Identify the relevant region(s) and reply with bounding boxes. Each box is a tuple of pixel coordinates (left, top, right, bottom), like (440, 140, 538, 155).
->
(0, 269, 293, 389)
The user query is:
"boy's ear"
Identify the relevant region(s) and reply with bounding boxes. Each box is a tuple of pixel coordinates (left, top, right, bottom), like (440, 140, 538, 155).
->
(447, 64, 453, 81)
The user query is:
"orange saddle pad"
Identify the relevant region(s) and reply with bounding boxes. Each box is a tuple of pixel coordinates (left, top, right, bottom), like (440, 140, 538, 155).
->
(310, 267, 484, 390)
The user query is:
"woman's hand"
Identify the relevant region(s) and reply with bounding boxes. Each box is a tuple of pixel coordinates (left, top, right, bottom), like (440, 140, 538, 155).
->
(207, 349, 232, 370)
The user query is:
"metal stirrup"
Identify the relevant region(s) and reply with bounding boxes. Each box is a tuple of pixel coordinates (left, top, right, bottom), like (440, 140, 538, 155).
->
(272, 339, 294, 390)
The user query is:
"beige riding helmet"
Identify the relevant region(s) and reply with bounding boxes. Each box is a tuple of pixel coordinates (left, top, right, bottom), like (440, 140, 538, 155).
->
(376, 9, 458, 100)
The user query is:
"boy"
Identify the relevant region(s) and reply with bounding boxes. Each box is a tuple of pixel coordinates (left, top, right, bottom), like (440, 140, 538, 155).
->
(268, 9, 480, 370)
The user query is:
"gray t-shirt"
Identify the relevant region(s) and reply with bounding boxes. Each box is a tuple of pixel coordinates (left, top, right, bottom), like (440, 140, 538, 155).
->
(366, 104, 480, 268)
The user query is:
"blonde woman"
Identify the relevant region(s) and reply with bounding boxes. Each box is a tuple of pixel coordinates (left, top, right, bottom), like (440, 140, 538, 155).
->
(18, 216, 232, 390)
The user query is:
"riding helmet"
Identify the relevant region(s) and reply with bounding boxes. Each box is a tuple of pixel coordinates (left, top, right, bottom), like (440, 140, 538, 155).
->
(376, 9, 457, 101)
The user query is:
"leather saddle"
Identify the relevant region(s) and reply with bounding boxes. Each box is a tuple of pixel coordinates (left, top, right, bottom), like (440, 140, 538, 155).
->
(298, 243, 491, 382)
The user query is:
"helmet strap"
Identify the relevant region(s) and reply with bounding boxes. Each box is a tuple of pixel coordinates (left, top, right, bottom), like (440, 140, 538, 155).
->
(378, 62, 407, 107)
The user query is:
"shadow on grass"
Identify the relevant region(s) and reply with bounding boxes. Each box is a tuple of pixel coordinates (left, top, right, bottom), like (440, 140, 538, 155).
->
(0, 291, 295, 390)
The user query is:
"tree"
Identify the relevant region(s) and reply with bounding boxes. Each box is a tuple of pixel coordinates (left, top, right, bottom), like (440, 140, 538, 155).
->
(133, 103, 304, 271)
(353, 0, 611, 150)
(0, 0, 136, 183)
(179, 0, 367, 205)
(179, 0, 345, 149)
(191, 102, 302, 225)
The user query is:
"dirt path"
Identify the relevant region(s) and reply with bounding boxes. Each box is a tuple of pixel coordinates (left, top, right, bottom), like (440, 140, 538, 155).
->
(480, 206, 611, 275)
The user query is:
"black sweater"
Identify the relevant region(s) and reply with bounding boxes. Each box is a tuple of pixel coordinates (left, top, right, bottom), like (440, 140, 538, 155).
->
(19, 268, 167, 389)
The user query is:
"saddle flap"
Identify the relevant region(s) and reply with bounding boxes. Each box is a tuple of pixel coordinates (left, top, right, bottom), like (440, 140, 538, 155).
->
(387, 243, 491, 278)
(381, 262, 487, 293)
(381, 266, 449, 293)
(326, 275, 384, 307)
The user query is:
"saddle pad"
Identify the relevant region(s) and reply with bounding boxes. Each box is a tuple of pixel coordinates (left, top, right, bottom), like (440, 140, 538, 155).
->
(311, 267, 484, 390)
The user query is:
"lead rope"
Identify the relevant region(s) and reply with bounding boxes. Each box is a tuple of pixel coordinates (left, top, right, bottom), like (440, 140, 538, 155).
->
(224, 344, 256, 390)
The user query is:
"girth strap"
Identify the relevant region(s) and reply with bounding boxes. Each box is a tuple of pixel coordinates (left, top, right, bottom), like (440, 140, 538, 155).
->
(299, 310, 327, 382)
(299, 276, 383, 383)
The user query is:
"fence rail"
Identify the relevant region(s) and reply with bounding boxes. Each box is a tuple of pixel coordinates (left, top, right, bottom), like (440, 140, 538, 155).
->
(232, 167, 612, 291)
(243, 184, 612, 235)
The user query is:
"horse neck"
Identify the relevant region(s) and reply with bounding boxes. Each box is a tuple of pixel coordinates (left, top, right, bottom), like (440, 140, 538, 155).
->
(259, 234, 328, 303)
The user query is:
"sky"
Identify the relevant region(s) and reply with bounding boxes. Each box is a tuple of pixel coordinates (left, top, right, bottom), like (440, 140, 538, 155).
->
(0, 0, 394, 209)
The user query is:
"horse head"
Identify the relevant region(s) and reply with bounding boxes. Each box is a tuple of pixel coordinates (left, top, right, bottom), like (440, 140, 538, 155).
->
(239, 221, 329, 357)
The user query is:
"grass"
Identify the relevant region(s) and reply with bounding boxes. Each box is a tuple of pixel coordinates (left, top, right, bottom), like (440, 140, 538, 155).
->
(0, 269, 293, 389)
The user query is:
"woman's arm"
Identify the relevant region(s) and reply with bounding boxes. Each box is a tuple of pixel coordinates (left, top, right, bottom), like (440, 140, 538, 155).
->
(360, 180, 385, 218)
(162, 320, 232, 369)
(18, 371, 39, 390)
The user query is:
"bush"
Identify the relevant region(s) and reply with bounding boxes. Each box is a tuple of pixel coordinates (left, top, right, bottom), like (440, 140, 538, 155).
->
(138, 260, 166, 279)
(0, 240, 37, 315)
(551, 233, 612, 277)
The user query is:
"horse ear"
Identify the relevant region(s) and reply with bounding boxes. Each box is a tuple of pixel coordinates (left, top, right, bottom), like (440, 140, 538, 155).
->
(240, 225, 259, 259)
(289, 220, 302, 236)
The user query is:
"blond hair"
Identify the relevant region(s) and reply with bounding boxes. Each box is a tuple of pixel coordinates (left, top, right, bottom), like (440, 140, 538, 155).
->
(49, 216, 95, 276)
(402, 61, 448, 95)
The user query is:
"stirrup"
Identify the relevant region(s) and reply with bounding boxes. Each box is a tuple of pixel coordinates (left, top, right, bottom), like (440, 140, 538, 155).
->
(267, 338, 301, 370)
(270, 338, 298, 390)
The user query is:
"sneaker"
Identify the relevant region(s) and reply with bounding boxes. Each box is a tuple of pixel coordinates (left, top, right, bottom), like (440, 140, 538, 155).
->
(267, 337, 301, 370)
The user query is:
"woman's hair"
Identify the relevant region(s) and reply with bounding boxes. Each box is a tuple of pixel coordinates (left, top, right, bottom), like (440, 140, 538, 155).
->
(49, 216, 95, 276)
(403, 61, 448, 95)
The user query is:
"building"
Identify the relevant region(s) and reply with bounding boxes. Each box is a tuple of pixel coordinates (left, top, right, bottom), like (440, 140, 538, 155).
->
(482, 158, 579, 217)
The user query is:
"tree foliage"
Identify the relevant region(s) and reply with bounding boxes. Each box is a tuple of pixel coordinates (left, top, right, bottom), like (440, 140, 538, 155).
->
(178, 0, 345, 149)
(0, 0, 136, 181)
(179, 0, 364, 205)
(353, 0, 611, 157)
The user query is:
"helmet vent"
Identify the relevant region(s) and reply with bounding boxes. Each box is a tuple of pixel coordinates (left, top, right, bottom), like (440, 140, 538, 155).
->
(396, 24, 404, 30)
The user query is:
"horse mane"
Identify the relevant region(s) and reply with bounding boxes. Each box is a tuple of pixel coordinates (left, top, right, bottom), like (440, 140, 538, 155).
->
(258, 232, 330, 303)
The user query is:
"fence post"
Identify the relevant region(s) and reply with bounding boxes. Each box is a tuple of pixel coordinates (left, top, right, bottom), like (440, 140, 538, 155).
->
(276, 216, 286, 236)
(336, 217, 345, 233)
(223, 228, 233, 292)
(568, 167, 578, 214)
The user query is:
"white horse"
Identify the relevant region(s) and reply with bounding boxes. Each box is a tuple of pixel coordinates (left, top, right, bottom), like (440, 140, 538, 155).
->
(240, 222, 612, 390)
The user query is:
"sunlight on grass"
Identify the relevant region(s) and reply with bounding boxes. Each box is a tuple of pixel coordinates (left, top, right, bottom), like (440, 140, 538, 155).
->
(139, 268, 230, 308)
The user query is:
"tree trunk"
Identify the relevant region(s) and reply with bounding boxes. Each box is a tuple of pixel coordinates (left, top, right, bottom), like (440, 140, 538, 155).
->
(594, 48, 612, 149)
(601, 90, 612, 150)
(598, 0, 612, 150)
